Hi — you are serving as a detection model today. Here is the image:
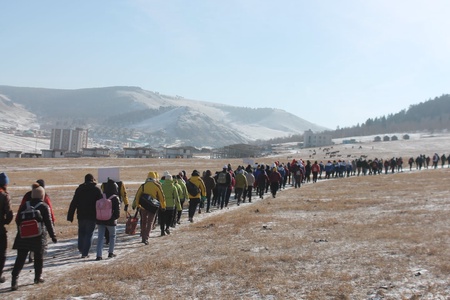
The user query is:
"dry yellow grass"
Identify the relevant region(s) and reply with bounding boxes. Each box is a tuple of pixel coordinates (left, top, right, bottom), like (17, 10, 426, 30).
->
(0, 152, 449, 299)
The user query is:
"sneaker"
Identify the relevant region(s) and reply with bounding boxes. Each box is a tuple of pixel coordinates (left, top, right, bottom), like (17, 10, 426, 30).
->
(34, 277, 45, 284)
(108, 253, 116, 258)
(96, 257, 103, 261)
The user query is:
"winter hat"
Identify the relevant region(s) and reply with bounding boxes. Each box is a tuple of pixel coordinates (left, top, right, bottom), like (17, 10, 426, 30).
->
(147, 171, 158, 179)
(36, 179, 45, 188)
(223, 165, 228, 169)
(192, 170, 200, 176)
(164, 171, 172, 180)
(0, 173, 9, 186)
(31, 182, 45, 200)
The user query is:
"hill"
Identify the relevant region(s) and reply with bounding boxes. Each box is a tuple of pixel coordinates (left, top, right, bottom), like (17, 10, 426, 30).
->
(0, 85, 326, 148)
(327, 94, 450, 138)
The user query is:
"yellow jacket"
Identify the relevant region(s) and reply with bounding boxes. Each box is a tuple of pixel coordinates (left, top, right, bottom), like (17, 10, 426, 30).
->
(132, 172, 166, 210)
(187, 175, 206, 199)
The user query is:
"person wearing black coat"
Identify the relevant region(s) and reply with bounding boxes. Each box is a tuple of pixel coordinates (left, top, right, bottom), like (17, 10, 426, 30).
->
(0, 173, 13, 284)
(95, 180, 120, 261)
(11, 183, 57, 291)
(67, 173, 103, 258)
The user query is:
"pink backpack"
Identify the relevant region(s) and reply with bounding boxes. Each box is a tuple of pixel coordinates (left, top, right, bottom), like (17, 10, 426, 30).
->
(96, 194, 114, 221)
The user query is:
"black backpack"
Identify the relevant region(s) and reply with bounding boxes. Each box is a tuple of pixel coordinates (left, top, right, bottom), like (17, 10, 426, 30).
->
(186, 180, 200, 196)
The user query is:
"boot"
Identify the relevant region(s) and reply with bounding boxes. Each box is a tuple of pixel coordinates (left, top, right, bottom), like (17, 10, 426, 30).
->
(11, 276, 18, 291)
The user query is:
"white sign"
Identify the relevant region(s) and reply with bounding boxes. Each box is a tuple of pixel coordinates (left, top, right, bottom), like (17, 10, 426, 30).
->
(98, 167, 120, 183)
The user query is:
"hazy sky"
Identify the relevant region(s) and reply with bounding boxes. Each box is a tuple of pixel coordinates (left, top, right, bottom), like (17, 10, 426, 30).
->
(1, 1, 449, 129)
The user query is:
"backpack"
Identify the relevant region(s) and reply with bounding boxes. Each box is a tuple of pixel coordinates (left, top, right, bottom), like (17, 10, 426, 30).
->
(217, 172, 227, 184)
(186, 180, 200, 196)
(96, 193, 114, 221)
(19, 201, 43, 239)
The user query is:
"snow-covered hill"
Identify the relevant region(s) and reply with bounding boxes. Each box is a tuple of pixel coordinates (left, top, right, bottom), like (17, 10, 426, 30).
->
(0, 85, 326, 148)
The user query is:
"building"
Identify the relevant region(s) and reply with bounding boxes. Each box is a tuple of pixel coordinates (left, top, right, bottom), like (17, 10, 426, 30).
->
(41, 149, 66, 158)
(210, 144, 263, 159)
(82, 147, 110, 157)
(163, 147, 194, 158)
(50, 128, 88, 153)
(303, 130, 333, 148)
(0, 151, 22, 158)
(121, 147, 159, 158)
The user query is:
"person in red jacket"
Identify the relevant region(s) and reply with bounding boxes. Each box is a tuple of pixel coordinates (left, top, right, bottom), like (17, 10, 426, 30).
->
(16, 179, 55, 264)
(268, 166, 282, 198)
(311, 161, 320, 183)
(17, 179, 55, 224)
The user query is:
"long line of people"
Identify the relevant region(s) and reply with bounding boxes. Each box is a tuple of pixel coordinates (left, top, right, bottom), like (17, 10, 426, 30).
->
(1, 152, 448, 291)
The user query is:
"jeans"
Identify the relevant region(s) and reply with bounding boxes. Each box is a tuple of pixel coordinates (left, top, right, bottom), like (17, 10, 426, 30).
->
(96, 224, 116, 258)
(78, 219, 96, 257)
(217, 186, 228, 209)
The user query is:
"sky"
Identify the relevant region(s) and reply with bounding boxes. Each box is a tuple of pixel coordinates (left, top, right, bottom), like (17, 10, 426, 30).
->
(1, 0, 449, 130)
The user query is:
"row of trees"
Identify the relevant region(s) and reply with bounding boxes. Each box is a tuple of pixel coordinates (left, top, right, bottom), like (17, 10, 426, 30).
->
(326, 94, 450, 138)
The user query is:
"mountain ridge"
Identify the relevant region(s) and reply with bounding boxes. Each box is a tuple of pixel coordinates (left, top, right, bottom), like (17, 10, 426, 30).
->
(0, 85, 327, 148)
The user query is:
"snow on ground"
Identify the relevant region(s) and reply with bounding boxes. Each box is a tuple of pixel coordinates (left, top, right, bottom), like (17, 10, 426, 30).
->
(0, 132, 49, 153)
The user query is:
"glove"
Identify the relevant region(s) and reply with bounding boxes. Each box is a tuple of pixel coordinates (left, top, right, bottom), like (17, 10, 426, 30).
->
(52, 237, 57, 243)
(124, 204, 128, 212)
(201, 196, 207, 201)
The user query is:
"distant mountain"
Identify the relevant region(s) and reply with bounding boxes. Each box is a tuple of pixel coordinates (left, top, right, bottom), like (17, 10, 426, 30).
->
(0, 85, 327, 148)
(327, 94, 450, 138)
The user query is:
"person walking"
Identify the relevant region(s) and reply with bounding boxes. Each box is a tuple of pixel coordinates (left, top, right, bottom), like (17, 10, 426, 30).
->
(202, 170, 216, 213)
(17, 179, 55, 263)
(234, 169, 247, 205)
(243, 165, 255, 203)
(95, 180, 120, 261)
(187, 170, 206, 222)
(0, 173, 13, 284)
(311, 161, 320, 183)
(216, 165, 232, 209)
(67, 174, 103, 258)
(11, 183, 57, 291)
(160, 172, 180, 236)
(268, 166, 281, 198)
(256, 166, 269, 198)
(132, 171, 166, 245)
(175, 175, 188, 225)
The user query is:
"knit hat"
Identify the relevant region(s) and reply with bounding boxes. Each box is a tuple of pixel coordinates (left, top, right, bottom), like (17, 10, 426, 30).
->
(0, 173, 9, 186)
(163, 171, 172, 180)
(36, 179, 45, 187)
(31, 182, 45, 200)
(192, 170, 200, 176)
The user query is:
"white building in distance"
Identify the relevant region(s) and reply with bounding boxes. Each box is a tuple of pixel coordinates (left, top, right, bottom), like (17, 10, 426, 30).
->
(50, 128, 88, 153)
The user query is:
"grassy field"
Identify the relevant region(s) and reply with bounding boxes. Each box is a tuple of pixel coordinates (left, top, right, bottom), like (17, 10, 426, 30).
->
(0, 136, 449, 299)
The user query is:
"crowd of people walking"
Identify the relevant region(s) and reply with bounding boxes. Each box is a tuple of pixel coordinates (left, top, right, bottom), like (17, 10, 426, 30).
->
(0, 151, 448, 291)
